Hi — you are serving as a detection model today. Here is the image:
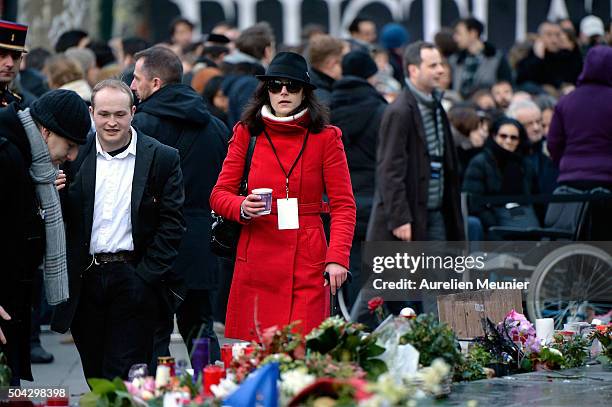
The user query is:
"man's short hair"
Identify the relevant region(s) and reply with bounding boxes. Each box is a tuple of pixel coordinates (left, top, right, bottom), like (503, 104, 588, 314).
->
(170, 17, 194, 36)
(307, 35, 345, 69)
(538, 20, 559, 34)
(493, 79, 512, 88)
(91, 78, 134, 108)
(87, 40, 117, 68)
(534, 94, 557, 112)
(65, 47, 96, 73)
(122, 37, 151, 58)
(403, 41, 437, 69)
(235, 22, 274, 60)
(134, 46, 183, 85)
(55, 30, 88, 53)
(456, 17, 484, 37)
(506, 99, 541, 118)
(348, 17, 373, 34)
(25, 47, 52, 71)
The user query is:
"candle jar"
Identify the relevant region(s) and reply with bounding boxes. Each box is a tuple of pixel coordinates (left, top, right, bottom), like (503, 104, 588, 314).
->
(221, 343, 233, 370)
(158, 356, 176, 377)
(192, 338, 210, 382)
(203, 365, 225, 396)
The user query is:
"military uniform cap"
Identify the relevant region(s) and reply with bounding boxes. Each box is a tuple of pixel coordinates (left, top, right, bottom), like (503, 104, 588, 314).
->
(0, 20, 28, 53)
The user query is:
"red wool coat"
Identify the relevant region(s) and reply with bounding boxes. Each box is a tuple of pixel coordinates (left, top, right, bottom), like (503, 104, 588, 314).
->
(210, 112, 356, 341)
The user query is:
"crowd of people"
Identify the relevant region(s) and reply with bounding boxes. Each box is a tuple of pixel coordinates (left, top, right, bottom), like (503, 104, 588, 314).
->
(1, 11, 611, 387)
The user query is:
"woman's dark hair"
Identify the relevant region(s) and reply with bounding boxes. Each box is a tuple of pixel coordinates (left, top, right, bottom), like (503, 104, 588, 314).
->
(448, 106, 480, 137)
(241, 80, 330, 133)
(203, 75, 224, 103)
(490, 116, 529, 153)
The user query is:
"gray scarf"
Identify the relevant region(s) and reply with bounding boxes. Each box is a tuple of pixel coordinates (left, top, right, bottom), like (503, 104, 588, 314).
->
(17, 108, 69, 305)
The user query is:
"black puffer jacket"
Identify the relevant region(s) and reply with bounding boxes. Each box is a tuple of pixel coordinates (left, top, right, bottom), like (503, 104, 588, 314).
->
(331, 76, 387, 234)
(133, 84, 229, 289)
(462, 137, 539, 231)
(310, 68, 335, 106)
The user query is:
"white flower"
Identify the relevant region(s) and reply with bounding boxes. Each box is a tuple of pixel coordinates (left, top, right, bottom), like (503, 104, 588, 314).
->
(549, 347, 563, 357)
(280, 368, 315, 398)
(210, 377, 239, 400)
(358, 394, 390, 407)
(410, 359, 450, 395)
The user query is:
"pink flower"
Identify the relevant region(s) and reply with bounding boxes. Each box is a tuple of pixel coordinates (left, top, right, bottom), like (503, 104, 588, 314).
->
(143, 377, 156, 393)
(525, 336, 541, 354)
(124, 382, 137, 395)
(498, 309, 536, 343)
(506, 309, 524, 321)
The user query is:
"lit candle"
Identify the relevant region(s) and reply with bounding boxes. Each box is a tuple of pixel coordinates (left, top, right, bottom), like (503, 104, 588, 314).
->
(203, 365, 225, 396)
(155, 365, 171, 388)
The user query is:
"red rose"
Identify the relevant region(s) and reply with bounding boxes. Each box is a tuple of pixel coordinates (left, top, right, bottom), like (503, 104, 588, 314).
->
(367, 296, 384, 313)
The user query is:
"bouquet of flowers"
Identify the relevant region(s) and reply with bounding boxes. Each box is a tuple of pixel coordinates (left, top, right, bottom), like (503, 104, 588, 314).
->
(497, 309, 536, 345)
(589, 324, 612, 368)
(305, 316, 387, 380)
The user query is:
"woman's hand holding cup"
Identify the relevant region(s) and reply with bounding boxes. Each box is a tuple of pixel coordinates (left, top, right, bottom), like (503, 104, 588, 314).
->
(241, 194, 267, 218)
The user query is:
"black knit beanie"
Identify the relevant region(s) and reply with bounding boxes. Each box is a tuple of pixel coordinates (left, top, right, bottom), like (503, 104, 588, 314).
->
(342, 51, 378, 80)
(30, 89, 91, 144)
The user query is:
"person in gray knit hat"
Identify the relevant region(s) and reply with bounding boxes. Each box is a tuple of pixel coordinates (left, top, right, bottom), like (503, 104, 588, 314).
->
(0, 88, 90, 384)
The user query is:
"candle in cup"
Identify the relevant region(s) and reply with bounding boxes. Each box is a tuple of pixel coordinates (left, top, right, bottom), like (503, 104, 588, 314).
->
(536, 318, 554, 343)
(204, 365, 225, 395)
(192, 338, 210, 381)
(221, 343, 233, 370)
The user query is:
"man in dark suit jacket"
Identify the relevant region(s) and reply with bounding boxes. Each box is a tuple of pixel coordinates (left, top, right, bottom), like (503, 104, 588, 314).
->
(130, 46, 227, 365)
(361, 42, 464, 318)
(51, 79, 185, 381)
(367, 41, 464, 243)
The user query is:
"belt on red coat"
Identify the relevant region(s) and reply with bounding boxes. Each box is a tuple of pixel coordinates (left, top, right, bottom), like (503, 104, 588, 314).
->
(269, 201, 330, 215)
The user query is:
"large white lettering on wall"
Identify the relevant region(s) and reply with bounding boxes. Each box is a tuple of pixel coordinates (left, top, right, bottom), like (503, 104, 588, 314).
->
(173, 0, 610, 49)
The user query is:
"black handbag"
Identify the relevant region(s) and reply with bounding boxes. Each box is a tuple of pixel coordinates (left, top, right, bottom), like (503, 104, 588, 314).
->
(210, 131, 258, 258)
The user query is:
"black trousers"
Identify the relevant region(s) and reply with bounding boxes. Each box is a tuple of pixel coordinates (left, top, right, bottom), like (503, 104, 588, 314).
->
(71, 262, 159, 380)
(151, 289, 220, 371)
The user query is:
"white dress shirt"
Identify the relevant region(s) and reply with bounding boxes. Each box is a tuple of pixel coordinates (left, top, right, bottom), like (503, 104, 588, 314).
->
(89, 128, 137, 254)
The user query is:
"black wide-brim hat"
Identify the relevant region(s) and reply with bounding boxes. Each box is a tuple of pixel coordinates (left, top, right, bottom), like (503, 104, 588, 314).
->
(0, 20, 28, 53)
(256, 51, 316, 89)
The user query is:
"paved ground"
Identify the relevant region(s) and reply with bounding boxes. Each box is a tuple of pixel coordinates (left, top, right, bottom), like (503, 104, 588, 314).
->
(435, 364, 612, 406)
(21, 324, 234, 404)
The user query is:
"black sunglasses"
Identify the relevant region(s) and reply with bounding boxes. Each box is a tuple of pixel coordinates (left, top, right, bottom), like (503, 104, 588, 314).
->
(497, 133, 519, 141)
(266, 79, 303, 94)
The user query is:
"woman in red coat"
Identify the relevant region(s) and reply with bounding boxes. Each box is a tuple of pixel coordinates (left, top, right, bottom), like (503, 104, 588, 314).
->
(210, 52, 356, 341)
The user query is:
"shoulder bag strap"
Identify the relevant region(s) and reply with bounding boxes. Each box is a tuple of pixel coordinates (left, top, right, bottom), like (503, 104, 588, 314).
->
(238, 127, 258, 196)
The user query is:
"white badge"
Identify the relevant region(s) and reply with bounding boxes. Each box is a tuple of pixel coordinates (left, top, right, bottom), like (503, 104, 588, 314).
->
(277, 198, 299, 230)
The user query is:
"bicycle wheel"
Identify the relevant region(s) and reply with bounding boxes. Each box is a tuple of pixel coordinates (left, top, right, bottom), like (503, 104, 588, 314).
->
(526, 243, 612, 328)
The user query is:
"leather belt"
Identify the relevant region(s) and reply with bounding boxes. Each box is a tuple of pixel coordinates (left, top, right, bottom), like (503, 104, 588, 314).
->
(93, 251, 136, 265)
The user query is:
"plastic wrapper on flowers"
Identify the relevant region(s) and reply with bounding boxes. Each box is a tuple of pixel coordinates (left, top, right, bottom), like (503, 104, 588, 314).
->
(372, 315, 419, 379)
